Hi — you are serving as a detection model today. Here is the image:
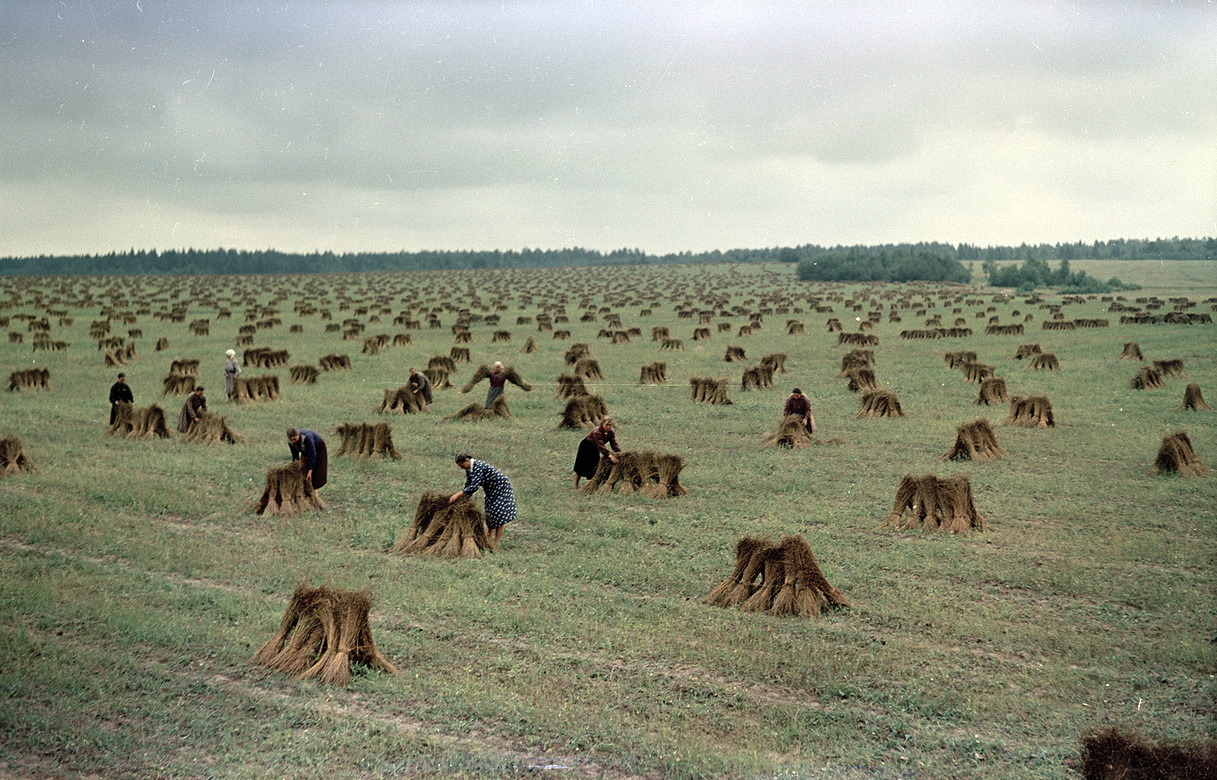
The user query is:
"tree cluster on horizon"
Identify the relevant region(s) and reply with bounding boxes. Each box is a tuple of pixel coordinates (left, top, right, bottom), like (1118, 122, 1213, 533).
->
(0, 236, 1210, 277)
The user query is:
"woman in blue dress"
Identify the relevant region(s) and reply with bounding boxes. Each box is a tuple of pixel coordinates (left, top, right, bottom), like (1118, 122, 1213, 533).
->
(449, 453, 516, 546)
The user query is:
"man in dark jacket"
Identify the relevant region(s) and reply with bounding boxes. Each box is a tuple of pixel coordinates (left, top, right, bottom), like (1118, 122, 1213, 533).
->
(408, 367, 433, 406)
(287, 428, 329, 489)
(108, 373, 134, 424)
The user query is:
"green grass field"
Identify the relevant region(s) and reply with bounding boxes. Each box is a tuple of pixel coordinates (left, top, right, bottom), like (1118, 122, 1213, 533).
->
(2, 263, 1214, 779)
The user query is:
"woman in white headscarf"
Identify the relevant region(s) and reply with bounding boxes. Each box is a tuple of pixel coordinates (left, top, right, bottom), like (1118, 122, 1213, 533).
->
(484, 361, 507, 406)
(223, 349, 241, 399)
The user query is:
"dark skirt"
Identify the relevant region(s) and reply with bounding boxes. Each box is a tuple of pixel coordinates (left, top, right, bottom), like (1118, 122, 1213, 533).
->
(311, 440, 329, 489)
(573, 437, 602, 479)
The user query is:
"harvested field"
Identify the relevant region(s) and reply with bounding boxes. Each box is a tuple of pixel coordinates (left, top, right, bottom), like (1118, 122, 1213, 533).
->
(0, 263, 1213, 780)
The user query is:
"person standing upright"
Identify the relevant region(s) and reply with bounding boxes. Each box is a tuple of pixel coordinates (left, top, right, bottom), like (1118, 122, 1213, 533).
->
(484, 362, 507, 407)
(223, 349, 241, 399)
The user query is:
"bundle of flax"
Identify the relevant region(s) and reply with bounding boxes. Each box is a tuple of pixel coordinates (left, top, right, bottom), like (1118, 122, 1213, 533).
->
(704, 535, 849, 617)
(445, 396, 514, 421)
(181, 411, 245, 444)
(581, 451, 687, 498)
(254, 462, 326, 515)
(250, 583, 397, 686)
(107, 404, 173, 439)
(762, 415, 813, 449)
(881, 473, 986, 534)
(393, 492, 492, 558)
(1152, 430, 1210, 476)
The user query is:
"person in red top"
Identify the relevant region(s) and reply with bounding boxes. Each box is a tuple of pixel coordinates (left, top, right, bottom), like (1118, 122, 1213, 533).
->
(783, 388, 816, 433)
(573, 417, 622, 488)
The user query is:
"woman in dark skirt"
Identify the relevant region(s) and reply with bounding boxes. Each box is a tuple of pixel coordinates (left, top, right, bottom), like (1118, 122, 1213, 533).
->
(573, 417, 621, 488)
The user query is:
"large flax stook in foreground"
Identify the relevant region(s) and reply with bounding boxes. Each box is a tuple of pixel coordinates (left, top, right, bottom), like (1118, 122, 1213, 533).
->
(1078, 726, 1217, 780)
(703, 535, 849, 617)
(881, 473, 986, 534)
(393, 491, 491, 558)
(1151, 430, 1209, 477)
(580, 451, 687, 498)
(255, 462, 326, 515)
(250, 583, 397, 687)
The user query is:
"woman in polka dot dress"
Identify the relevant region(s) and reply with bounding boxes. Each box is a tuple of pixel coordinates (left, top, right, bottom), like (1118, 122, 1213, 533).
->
(449, 453, 516, 546)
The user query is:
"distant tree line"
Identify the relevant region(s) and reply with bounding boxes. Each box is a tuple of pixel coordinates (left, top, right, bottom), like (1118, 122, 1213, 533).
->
(0, 236, 1210, 277)
(0, 246, 775, 276)
(794, 248, 972, 283)
(983, 258, 1140, 294)
(957, 236, 1215, 262)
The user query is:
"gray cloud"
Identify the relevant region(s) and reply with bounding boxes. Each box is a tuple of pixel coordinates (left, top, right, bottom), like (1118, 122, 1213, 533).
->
(0, 1, 1212, 257)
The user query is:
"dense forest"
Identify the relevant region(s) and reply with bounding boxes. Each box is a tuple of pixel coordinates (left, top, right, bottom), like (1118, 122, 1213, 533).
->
(794, 248, 972, 283)
(984, 257, 1140, 293)
(0, 236, 1211, 277)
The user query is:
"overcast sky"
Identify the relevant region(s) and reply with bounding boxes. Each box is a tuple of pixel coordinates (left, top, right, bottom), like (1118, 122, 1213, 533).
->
(1, 1, 1213, 258)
